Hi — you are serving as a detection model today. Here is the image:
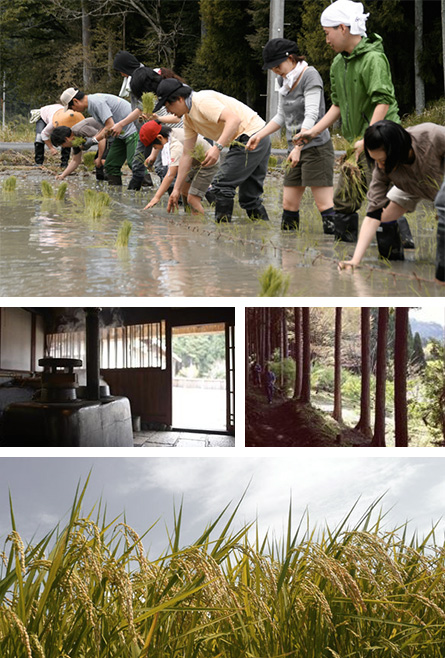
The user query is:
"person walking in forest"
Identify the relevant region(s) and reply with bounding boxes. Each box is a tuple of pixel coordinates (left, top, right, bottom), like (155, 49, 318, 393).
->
(30, 103, 71, 168)
(139, 120, 219, 214)
(338, 120, 445, 283)
(60, 87, 138, 186)
(153, 78, 271, 223)
(293, 0, 414, 252)
(50, 117, 106, 181)
(246, 38, 334, 233)
(264, 364, 276, 404)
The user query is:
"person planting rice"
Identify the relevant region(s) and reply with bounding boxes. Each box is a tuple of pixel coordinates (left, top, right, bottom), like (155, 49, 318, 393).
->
(60, 87, 138, 186)
(246, 38, 334, 232)
(338, 120, 445, 284)
(111, 50, 154, 189)
(30, 103, 72, 168)
(50, 117, 106, 181)
(139, 120, 219, 215)
(293, 0, 414, 252)
(154, 78, 271, 223)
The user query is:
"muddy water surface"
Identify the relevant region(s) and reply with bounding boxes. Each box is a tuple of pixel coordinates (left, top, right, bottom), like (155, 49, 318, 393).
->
(0, 170, 442, 297)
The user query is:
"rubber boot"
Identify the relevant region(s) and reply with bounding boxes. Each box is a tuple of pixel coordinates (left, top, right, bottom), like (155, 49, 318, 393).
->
(34, 142, 45, 165)
(215, 198, 234, 223)
(320, 207, 335, 235)
(334, 212, 358, 242)
(205, 187, 216, 205)
(247, 205, 269, 222)
(281, 209, 300, 231)
(60, 147, 71, 168)
(141, 174, 154, 187)
(127, 177, 143, 190)
(95, 166, 106, 181)
(376, 221, 405, 261)
(397, 216, 415, 249)
(107, 173, 122, 186)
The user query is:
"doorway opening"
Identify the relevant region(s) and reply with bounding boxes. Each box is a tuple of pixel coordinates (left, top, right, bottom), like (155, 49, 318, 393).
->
(172, 323, 228, 432)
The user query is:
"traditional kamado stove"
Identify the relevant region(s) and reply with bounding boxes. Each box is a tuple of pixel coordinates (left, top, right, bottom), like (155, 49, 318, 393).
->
(3, 309, 133, 447)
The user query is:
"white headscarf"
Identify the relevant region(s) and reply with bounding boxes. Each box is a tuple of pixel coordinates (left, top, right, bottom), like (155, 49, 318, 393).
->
(321, 0, 369, 37)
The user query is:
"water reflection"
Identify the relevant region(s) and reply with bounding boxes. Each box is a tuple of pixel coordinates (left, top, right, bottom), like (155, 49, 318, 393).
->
(0, 172, 442, 297)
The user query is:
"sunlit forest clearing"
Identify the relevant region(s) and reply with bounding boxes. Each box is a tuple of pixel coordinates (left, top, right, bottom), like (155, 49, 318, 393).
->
(246, 307, 445, 447)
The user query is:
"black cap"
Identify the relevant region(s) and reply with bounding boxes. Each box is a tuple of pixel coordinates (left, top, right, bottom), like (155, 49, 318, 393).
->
(262, 38, 299, 70)
(154, 79, 191, 112)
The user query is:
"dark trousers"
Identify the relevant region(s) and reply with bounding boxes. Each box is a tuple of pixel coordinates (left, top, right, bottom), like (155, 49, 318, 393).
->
(211, 134, 271, 211)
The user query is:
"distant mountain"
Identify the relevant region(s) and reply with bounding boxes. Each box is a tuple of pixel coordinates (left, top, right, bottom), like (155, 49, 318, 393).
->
(410, 319, 444, 343)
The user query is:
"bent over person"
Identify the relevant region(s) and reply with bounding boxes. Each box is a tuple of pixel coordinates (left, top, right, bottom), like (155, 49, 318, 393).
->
(50, 117, 106, 181)
(154, 78, 271, 223)
(60, 87, 138, 185)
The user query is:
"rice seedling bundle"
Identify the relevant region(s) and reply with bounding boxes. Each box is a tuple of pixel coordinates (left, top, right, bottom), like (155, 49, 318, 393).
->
(82, 151, 96, 170)
(83, 189, 111, 218)
(142, 92, 156, 116)
(115, 220, 132, 247)
(40, 180, 54, 198)
(338, 143, 367, 205)
(191, 142, 206, 163)
(55, 182, 68, 200)
(2, 175, 17, 192)
(2, 484, 445, 658)
(71, 136, 86, 148)
(259, 265, 290, 297)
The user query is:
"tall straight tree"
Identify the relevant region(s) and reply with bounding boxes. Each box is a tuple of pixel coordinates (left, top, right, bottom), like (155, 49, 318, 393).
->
(301, 308, 311, 404)
(293, 307, 302, 399)
(372, 307, 389, 447)
(394, 307, 409, 447)
(333, 307, 342, 422)
(355, 307, 372, 438)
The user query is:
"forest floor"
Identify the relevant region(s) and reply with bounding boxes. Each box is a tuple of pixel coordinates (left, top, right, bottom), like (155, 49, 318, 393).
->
(246, 387, 373, 448)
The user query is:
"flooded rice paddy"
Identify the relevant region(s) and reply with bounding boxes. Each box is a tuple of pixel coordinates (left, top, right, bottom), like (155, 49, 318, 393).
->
(0, 167, 443, 297)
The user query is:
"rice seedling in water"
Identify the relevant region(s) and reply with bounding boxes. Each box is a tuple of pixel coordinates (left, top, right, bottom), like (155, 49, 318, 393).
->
(142, 92, 156, 116)
(259, 264, 290, 296)
(41, 179, 54, 198)
(83, 189, 111, 218)
(2, 480, 445, 657)
(2, 175, 17, 192)
(55, 182, 68, 200)
(115, 220, 132, 247)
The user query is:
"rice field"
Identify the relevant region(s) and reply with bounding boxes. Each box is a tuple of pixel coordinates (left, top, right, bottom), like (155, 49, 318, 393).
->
(1, 481, 444, 657)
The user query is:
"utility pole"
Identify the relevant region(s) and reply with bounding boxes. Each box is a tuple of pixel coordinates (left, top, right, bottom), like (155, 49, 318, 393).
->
(266, 0, 285, 122)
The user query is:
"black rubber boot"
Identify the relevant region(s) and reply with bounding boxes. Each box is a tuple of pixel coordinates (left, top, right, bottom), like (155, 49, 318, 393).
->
(334, 212, 358, 242)
(141, 174, 154, 187)
(247, 205, 269, 222)
(376, 221, 405, 261)
(205, 187, 216, 205)
(60, 147, 71, 168)
(215, 198, 234, 223)
(320, 207, 335, 235)
(281, 209, 300, 231)
(34, 142, 45, 165)
(397, 216, 415, 249)
(127, 177, 143, 190)
(95, 166, 106, 181)
(107, 174, 122, 186)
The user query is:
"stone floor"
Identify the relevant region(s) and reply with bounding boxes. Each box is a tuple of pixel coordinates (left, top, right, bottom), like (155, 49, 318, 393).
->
(133, 430, 235, 448)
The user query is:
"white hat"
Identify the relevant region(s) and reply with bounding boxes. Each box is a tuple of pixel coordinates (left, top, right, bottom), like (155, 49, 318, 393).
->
(60, 87, 79, 110)
(321, 0, 369, 37)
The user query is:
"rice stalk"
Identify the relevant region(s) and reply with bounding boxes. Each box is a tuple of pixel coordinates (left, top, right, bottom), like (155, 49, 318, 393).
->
(83, 189, 111, 218)
(191, 142, 206, 164)
(337, 143, 367, 205)
(258, 265, 290, 297)
(55, 182, 68, 200)
(115, 220, 132, 247)
(40, 180, 54, 198)
(142, 92, 156, 116)
(2, 175, 17, 192)
(71, 136, 86, 149)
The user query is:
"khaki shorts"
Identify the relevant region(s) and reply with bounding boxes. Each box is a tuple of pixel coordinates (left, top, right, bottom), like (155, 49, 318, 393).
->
(187, 160, 219, 198)
(386, 185, 420, 213)
(284, 139, 334, 188)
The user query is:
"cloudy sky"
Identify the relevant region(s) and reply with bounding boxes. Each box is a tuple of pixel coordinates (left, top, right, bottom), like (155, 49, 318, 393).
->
(410, 307, 445, 326)
(1, 454, 444, 556)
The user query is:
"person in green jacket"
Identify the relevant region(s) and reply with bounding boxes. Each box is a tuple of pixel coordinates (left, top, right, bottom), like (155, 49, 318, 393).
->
(294, 0, 414, 252)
